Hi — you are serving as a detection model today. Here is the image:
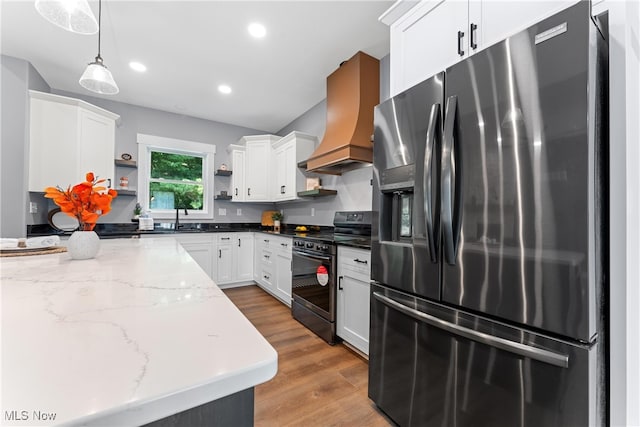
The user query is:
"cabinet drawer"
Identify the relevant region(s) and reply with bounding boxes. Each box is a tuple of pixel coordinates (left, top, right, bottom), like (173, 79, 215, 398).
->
(260, 268, 274, 287)
(338, 247, 371, 279)
(217, 233, 234, 244)
(272, 237, 292, 255)
(261, 249, 274, 266)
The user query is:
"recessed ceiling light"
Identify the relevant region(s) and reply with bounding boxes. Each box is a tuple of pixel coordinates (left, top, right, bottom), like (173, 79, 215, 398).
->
(129, 61, 147, 72)
(248, 22, 266, 38)
(218, 85, 232, 94)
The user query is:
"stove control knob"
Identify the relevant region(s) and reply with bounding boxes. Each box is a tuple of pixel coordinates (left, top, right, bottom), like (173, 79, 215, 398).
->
(321, 245, 329, 251)
(306, 242, 314, 248)
(316, 244, 322, 250)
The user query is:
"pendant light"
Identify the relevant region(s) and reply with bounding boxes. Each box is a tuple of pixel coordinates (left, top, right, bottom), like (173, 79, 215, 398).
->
(79, 0, 119, 95)
(35, 0, 98, 35)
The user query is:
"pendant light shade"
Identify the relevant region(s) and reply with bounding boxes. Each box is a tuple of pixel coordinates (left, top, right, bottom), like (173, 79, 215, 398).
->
(35, 0, 98, 35)
(78, 0, 119, 95)
(79, 56, 119, 94)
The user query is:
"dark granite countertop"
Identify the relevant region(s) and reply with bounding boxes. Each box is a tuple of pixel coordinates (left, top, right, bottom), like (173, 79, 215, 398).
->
(27, 223, 371, 248)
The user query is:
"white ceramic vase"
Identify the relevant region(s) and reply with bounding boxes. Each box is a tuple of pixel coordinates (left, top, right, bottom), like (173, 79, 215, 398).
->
(274, 220, 281, 232)
(67, 231, 100, 260)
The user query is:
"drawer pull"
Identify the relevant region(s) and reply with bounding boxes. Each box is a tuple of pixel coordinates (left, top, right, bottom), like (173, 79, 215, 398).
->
(354, 258, 368, 264)
(221, 237, 230, 240)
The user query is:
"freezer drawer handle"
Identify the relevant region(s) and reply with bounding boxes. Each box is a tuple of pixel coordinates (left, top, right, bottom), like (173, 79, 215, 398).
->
(373, 292, 569, 369)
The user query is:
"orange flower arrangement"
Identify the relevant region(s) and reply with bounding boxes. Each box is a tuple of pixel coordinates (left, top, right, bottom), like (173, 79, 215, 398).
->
(44, 172, 118, 231)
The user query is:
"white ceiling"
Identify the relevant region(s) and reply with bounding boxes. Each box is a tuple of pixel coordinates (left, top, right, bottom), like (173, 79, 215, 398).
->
(1, 0, 393, 133)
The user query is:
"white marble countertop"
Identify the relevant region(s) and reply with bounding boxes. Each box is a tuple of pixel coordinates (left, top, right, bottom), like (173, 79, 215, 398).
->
(1, 238, 277, 426)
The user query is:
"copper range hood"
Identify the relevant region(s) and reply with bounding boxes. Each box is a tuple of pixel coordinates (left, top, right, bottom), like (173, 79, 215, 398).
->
(305, 51, 380, 175)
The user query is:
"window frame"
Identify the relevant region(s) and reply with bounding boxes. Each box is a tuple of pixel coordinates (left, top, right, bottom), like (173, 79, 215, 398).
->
(137, 133, 216, 220)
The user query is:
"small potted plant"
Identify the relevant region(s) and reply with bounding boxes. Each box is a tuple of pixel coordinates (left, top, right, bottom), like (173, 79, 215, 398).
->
(133, 202, 142, 221)
(271, 211, 283, 232)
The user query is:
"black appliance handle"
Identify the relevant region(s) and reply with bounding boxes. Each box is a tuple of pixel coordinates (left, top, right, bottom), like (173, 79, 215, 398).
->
(293, 250, 332, 262)
(338, 276, 343, 290)
(470, 23, 478, 50)
(373, 292, 569, 368)
(457, 31, 465, 56)
(424, 103, 441, 264)
(442, 95, 461, 265)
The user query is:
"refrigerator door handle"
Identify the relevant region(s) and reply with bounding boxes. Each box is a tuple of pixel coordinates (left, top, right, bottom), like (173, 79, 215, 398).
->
(373, 291, 570, 369)
(442, 95, 459, 265)
(424, 103, 441, 263)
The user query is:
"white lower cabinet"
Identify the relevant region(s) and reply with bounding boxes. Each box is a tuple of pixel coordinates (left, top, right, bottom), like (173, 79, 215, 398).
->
(234, 233, 254, 282)
(215, 233, 254, 286)
(254, 233, 292, 306)
(215, 241, 233, 284)
(337, 246, 371, 355)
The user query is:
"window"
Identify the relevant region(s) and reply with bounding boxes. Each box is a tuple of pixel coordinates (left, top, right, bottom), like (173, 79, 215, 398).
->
(137, 134, 216, 219)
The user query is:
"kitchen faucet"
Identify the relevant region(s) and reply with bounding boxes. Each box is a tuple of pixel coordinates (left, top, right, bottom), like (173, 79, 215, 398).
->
(175, 208, 188, 230)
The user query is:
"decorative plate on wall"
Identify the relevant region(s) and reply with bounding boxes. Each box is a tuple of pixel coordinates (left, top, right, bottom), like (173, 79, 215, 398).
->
(48, 208, 79, 232)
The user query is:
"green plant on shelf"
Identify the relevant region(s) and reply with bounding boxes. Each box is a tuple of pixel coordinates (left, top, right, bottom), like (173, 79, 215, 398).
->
(271, 212, 283, 222)
(133, 202, 142, 217)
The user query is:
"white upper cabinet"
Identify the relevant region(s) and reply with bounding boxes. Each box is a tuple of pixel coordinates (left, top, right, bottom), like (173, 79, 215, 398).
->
(227, 145, 246, 201)
(272, 131, 317, 202)
(241, 135, 280, 202)
(385, 0, 576, 95)
(390, 0, 468, 95)
(231, 132, 318, 203)
(28, 90, 119, 191)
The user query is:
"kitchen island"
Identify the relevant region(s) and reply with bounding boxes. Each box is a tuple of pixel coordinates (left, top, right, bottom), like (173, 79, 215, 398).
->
(1, 238, 277, 426)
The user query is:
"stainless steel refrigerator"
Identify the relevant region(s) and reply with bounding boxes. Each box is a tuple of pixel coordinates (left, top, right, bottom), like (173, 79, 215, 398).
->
(369, 2, 608, 426)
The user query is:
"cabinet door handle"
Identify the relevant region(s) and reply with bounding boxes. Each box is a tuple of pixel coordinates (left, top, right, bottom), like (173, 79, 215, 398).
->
(235, 188, 238, 196)
(219, 249, 222, 258)
(457, 30, 465, 56)
(238, 239, 241, 247)
(338, 276, 343, 290)
(470, 23, 478, 50)
(354, 258, 368, 265)
(107, 178, 112, 188)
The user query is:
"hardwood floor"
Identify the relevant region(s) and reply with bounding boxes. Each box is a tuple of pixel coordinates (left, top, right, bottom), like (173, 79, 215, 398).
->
(223, 285, 393, 427)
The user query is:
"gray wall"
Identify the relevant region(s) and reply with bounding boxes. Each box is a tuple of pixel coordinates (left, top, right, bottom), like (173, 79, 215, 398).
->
(1, 55, 50, 237)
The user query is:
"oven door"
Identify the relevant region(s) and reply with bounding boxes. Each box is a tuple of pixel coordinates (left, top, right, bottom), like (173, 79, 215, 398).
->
(291, 249, 335, 321)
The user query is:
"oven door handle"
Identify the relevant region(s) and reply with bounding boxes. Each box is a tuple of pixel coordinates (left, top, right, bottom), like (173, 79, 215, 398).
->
(293, 250, 332, 262)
